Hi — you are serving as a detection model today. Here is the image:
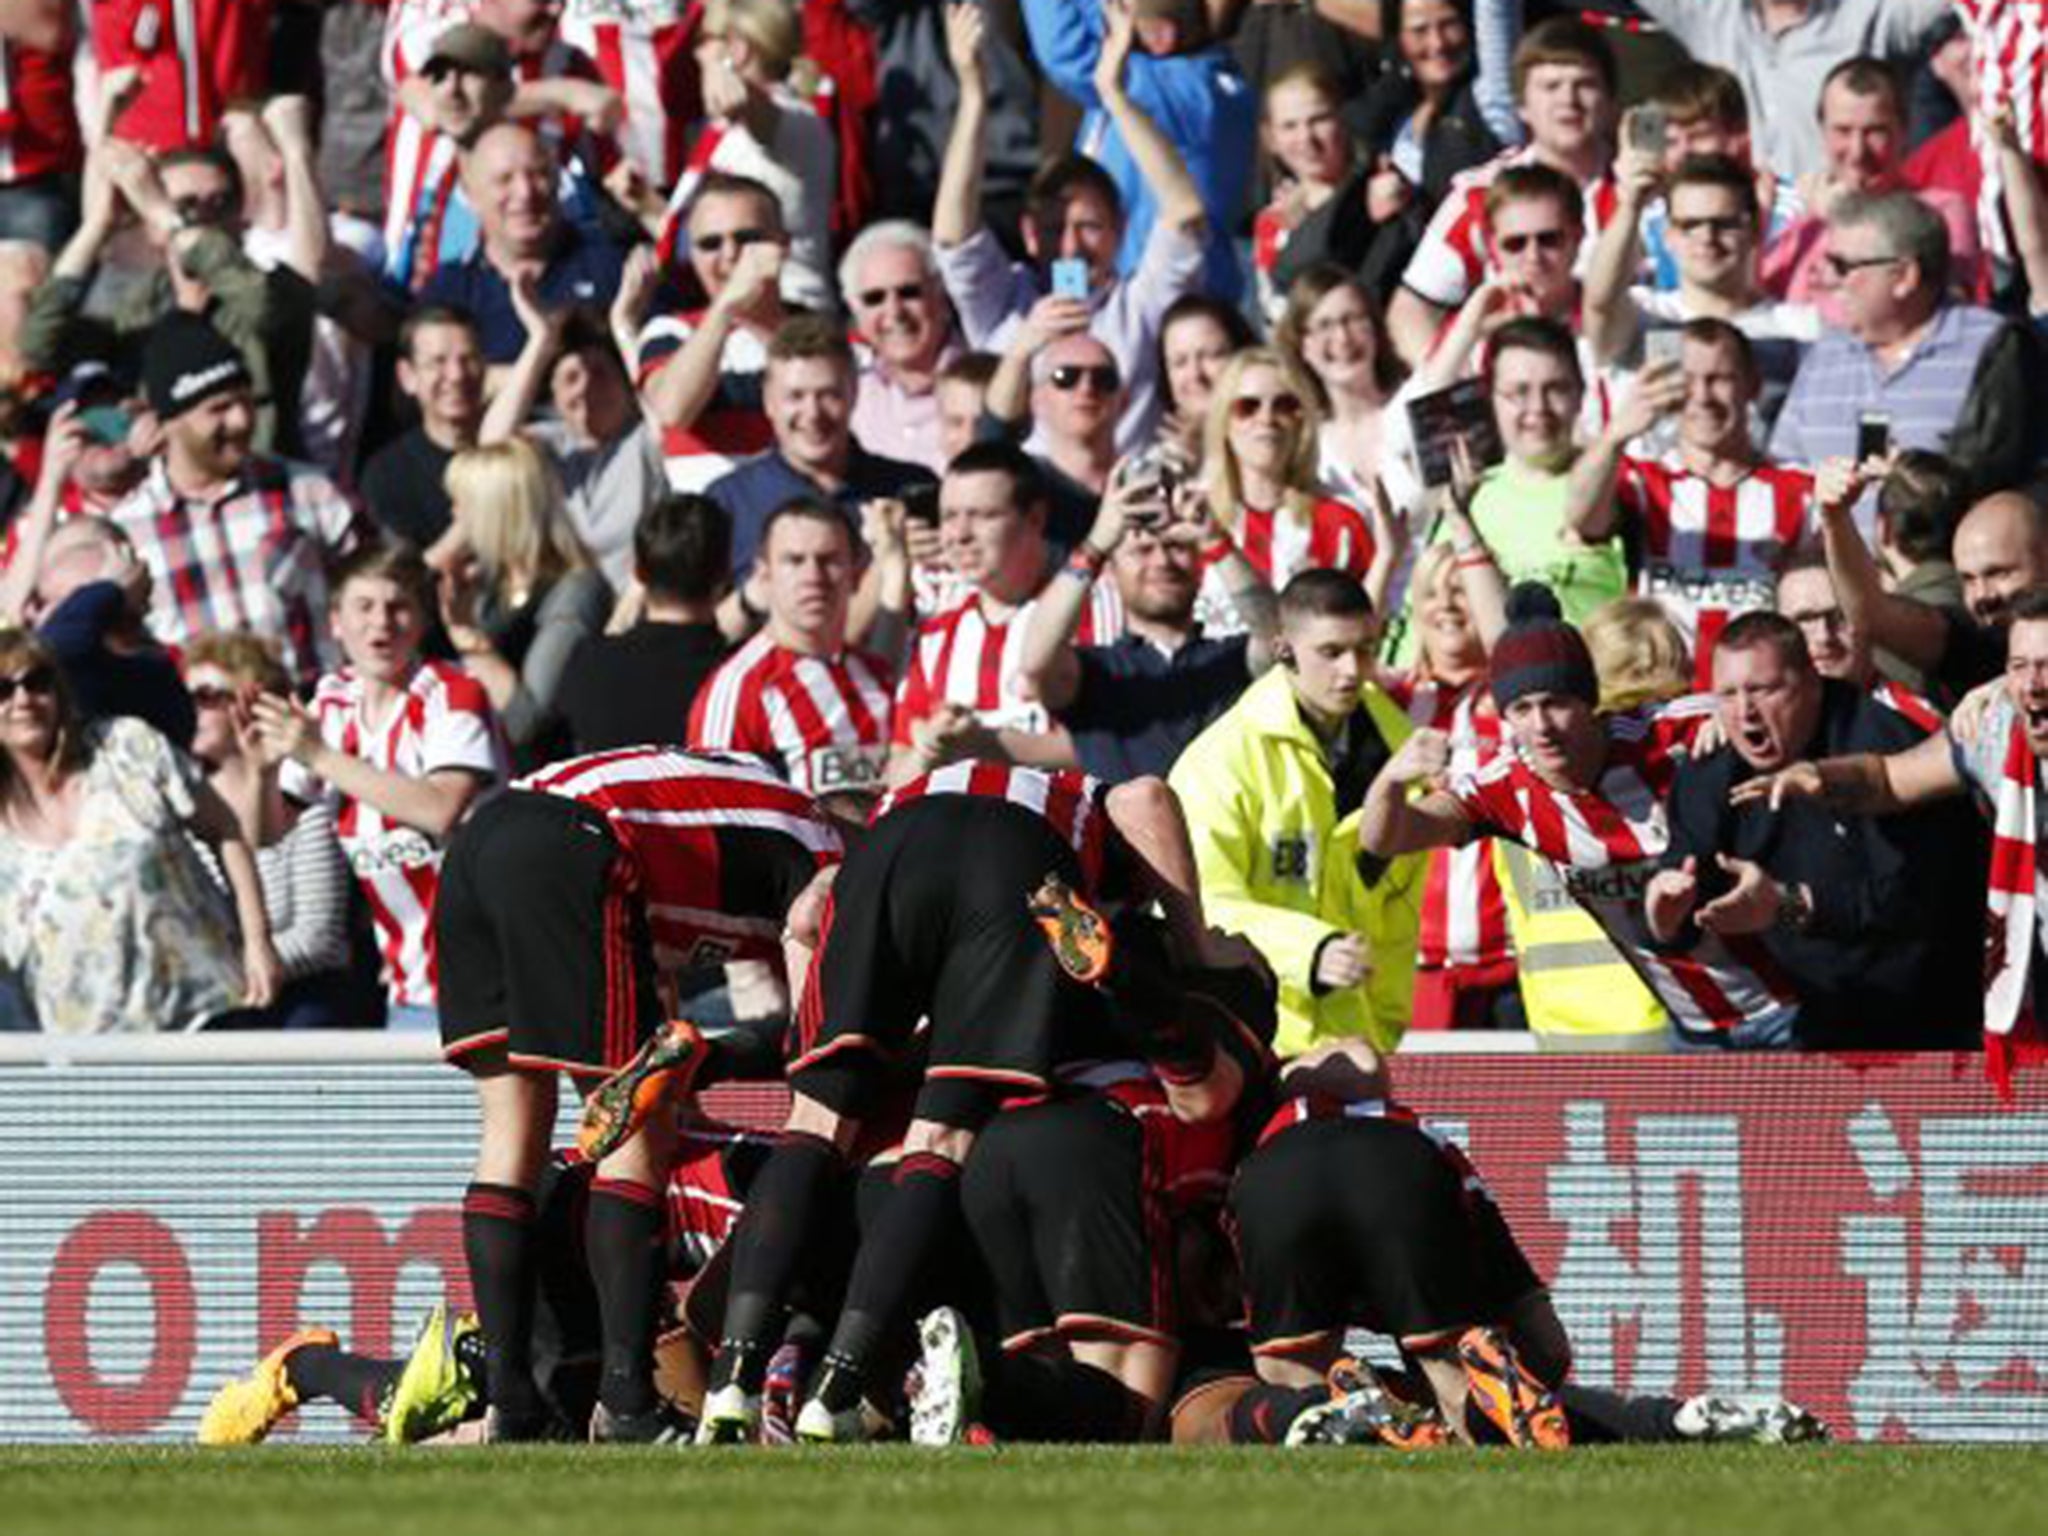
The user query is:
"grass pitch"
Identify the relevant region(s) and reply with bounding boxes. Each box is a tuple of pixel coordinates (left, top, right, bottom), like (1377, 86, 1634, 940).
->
(3, 1445, 2045, 1536)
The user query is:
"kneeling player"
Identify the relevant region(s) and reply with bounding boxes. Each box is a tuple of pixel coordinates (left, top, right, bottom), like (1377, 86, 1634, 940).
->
(911, 947, 1278, 1444)
(656, 763, 1247, 1443)
(435, 747, 840, 1442)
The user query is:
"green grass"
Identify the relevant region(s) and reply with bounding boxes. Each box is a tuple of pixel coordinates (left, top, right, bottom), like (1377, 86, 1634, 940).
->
(3, 1445, 2046, 1536)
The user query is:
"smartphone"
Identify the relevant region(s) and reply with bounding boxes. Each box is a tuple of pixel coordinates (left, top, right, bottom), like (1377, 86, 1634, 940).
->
(1856, 412, 1892, 464)
(79, 405, 132, 447)
(903, 482, 940, 526)
(1628, 104, 1669, 158)
(1644, 328, 1684, 368)
(1050, 258, 1090, 301)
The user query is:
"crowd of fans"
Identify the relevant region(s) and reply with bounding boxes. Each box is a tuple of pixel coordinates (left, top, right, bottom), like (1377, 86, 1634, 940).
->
(1, 0, 2046, 1053)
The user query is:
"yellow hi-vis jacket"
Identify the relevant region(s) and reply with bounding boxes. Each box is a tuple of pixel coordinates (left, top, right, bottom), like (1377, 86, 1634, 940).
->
(1169, 669, 1425, 1056)
(1491, 841, 1668, 1043)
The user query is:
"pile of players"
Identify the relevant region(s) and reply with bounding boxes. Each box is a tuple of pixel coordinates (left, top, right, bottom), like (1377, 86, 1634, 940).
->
(198, 747, 1823, 1450)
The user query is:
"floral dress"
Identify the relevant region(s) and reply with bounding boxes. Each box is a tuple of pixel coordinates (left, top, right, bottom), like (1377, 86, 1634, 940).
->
(0, 717, 245, 1033)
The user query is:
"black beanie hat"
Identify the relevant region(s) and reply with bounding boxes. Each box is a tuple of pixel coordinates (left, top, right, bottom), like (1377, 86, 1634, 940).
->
(1490, 582, 1599, 711)
(142, 313, 252, 420)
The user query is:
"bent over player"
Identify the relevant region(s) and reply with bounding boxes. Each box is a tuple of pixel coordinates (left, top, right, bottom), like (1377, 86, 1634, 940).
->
(598, 762, 1244, 1442)
(435, 747, 840, 1442)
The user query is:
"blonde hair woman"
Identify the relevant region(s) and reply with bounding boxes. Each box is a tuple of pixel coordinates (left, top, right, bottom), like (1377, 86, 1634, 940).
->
(443, 439, 613, 770)
(1196, 347, 1398, 635)
(1583, 597, 1693, 713)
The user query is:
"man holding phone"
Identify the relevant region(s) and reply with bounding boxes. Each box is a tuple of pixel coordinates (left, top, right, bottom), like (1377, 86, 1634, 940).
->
(1769, 190, 2045, 513)
(931, 1, 1208, 453)
(1018, 466, 1278, 782)
(1584, 149, 1820, 425)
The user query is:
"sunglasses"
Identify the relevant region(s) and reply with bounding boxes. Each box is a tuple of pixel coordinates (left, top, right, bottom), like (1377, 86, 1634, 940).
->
(1496, 229, 1570, 255)
(188, 684, 239, 710)
(0, 665, 57, 705)
(856, 282, 927, 309)
(1823, 252, 1903, 278)
(1231, 392, 1304, 423)
(172, 191, 239, 228)
(1049, 364, 1120, 393)
(695, 228, 775, 254)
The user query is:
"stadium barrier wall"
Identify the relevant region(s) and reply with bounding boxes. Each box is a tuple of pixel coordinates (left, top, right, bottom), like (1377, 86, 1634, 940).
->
(1, 1038, 2043, 1443)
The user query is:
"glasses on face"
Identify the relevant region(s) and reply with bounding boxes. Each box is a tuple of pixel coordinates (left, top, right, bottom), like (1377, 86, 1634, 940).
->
(1823, 251, 1902, 279)
(1048, 364, 1120, 393)
(1670, 214, 1749, 240)
(694, 228, 774, 254)
(1230, 392, 1304, 423)
(1496, 228, 1570, 256)
(1306, 310, 1375, 343)
(0, 665, 57, 705)
(856, 282, 927, 309)
(188, 683, 238, 711)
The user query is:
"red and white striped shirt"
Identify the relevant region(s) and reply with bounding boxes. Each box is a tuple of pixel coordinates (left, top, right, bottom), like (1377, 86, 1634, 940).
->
(0, 34, 80, 185)
(1616, 456, 1814, 687)
(1449, 700, 1800, 1037)
(635, 306, 775, 493)
(1399, 144, 1620, 311)
(1960, 0, 2048, 265)
(561, 0, 700, 189)
(688, 633, 894, 796)
(878, 762, 1112, 893)
(1198, 497, 1372, 636)
(664, 1122, 770, 1271)
(1871, 677, 1944, 735)
(1385, 671, 1511, 972)
(306, 661, 507, 1009)
(519, 746, 842, 969)
(88, 0, 271, 152)
(893, 584, 1126, 742)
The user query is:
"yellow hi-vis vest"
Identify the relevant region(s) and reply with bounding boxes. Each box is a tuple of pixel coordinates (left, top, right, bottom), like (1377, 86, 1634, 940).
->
(1492, 841, 1668, 1044)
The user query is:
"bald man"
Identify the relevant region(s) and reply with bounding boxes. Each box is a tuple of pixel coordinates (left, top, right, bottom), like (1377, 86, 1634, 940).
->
(418, 123, 627, 366)
(1817, 463, 2048, 701)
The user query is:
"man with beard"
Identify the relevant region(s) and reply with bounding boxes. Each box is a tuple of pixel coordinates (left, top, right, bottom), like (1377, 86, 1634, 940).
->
(1814, 459, 2048, 700)
(1644, 612, 1982, 1048)
(107, 316, 365, 690)
(1019, 470, 1278, 782)
(1734, 588, 2048, 1086)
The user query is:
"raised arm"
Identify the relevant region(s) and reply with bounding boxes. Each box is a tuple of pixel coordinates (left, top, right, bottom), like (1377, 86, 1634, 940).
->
(480, 272, 566, 443)
(1813, 456, 1950, 672)
(932, 1, 992, 250)
(1359, 728, 1474, 856)
(1563, 365, 1682, 542)
(1584, 135, 1657, 365)
(1094, 4, 1206, 235)
(262, 95, 330, 284)
(1726, 730, 1967, 817)
(1987, 108, 2048, 316)
(1439, 465, 1509, 649)
(641, 241, 784, 431)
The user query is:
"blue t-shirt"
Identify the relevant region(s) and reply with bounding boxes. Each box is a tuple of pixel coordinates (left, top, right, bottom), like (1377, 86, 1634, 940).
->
(707, 446, 935, 579)
(418, 223, 627, 363)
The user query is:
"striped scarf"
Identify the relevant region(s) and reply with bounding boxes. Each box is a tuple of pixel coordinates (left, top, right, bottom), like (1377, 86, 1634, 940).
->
(1983, 714, 2046, 1098)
